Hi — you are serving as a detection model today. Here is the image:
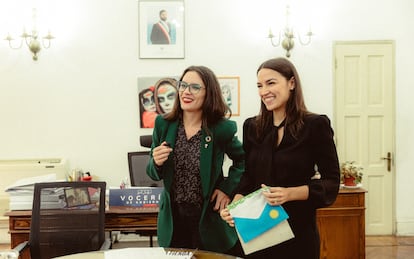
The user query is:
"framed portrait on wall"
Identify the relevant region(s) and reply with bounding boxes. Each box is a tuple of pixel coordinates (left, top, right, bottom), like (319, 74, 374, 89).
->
(138, 76, 178, 128)
(139, 0, 185, 59)
(218, 76, 240, 116)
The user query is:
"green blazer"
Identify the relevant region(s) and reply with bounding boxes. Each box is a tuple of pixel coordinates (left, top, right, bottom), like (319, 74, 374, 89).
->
(147, 115, 245, 252)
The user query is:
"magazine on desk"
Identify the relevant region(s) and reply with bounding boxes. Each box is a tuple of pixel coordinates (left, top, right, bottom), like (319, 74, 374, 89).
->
(227, 187, 294, 255)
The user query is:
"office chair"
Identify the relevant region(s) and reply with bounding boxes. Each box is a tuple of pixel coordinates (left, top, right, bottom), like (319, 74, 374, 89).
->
(139, 135, 152, 148)
(128, 151, 163, 188)
(121, 151, 162, 247)
(15, 181, 111, 259)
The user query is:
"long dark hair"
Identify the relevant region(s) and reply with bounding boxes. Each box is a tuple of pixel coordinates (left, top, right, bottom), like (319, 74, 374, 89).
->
(164, 66, 231, 130)
(255, 57, 309, 139)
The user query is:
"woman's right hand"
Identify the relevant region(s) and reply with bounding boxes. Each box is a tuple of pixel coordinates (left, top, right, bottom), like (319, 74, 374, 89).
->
(152, 141, 173, 167)
(220, 208, 235, 227)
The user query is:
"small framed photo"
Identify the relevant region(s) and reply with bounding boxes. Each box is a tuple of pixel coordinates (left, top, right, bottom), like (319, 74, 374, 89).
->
(218, 76, 240, 116)
(139, 0, 185, 59)
(64, 187, 91, 207)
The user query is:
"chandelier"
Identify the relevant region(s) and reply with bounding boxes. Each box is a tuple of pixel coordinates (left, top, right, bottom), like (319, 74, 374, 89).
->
(4, 8, 54, 61)
(268, 5, 313, 58)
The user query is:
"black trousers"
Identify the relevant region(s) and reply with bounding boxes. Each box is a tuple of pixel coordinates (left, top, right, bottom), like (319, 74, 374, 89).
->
(170, 202, 202, 249)
(170, 202, 246, 258)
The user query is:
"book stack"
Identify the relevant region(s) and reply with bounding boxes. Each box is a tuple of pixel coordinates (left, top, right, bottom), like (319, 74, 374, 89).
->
(5, 174, 62, 210)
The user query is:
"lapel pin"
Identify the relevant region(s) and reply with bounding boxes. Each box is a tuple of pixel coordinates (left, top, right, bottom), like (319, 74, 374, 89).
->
(205, 136, 212, 148)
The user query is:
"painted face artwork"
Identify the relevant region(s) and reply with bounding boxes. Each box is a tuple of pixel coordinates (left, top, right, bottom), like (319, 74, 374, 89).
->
(141, 90, 156, 112)
(221, 85, 232, 106)
(157, 83, 177, 113)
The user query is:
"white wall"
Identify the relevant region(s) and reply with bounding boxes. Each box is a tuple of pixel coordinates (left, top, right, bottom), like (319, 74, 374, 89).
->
(0, 0, 413, 235)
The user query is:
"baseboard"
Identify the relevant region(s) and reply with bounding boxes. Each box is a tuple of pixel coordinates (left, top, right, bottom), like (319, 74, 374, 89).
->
(396, 219, 414, 236)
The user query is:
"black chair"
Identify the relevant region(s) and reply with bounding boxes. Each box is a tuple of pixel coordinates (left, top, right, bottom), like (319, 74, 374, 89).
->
(139, 135, 152, 148)
(15, 181, 111, 259)
(121, 151, 161, 247)
(128, 151, 163, 188)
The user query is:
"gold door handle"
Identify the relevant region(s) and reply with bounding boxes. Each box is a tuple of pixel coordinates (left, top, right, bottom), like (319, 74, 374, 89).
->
(381, 152, 392, 172)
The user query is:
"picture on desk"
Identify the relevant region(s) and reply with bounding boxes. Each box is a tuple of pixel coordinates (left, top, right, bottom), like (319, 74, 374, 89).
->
(64, 187, 91, 207)
(138, 76, 178, 128)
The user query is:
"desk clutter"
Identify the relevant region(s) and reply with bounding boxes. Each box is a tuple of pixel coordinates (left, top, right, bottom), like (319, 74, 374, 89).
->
(5, 174, 102, 211)
(5, 174, 60, 210)
(0, 158, 68, 215)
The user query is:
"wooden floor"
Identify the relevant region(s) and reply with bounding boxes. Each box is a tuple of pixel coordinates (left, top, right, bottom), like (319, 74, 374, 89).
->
(1, 235, 413, 258)
(366, 235, 414, 259)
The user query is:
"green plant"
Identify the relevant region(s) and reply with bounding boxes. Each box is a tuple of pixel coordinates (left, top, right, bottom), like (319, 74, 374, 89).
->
(340, 161, 363, 184)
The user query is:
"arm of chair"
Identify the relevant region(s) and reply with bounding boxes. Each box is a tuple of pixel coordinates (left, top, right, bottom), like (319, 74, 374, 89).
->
(7, 240, 29, 256)
(100, 238, 112, 250)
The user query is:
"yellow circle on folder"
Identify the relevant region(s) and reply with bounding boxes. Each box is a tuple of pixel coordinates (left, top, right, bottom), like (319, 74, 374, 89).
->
(269, 209, 279, 219)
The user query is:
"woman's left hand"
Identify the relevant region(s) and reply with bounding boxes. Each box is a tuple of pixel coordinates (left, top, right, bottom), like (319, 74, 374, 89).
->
(210, 189, 230, 212)
(261, 184, 309, 205)
(261, 184, 289, 206)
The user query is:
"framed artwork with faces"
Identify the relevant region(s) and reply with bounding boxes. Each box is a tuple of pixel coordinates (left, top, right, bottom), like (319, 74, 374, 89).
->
(138, 76, 178, 128)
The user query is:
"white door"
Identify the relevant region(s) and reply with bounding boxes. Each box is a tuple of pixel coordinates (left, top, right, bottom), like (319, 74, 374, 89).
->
(334, 41, 395, 235)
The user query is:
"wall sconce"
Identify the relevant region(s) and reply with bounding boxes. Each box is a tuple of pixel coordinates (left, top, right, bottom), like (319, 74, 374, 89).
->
(4, 8, 54, 61)
(268, 5, 313, 58)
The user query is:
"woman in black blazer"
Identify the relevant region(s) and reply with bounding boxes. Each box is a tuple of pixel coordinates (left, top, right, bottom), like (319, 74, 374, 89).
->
(221, 57, 340, 258)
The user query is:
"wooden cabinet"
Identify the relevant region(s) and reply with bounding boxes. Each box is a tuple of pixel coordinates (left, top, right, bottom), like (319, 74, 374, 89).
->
(317, 188, 366, 259)
(7, 211, 31, 259)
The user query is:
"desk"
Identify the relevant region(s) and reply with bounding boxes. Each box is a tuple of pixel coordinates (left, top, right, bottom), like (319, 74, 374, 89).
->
(6, 189, 365, 259)
(5, 207, 158, 259)
(53, 247, 238, 259)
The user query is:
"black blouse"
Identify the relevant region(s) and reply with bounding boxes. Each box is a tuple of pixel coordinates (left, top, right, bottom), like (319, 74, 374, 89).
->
(172, 122, 203, 207)
(237, 114, 340, 258)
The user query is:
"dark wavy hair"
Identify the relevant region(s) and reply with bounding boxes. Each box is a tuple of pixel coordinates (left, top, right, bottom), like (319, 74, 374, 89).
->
(255, 57, 310, 139)
(164, 65, 231, 130)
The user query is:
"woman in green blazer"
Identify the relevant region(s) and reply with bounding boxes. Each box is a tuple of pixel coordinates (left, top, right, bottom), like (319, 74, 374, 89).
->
(146, 66, 245, 255)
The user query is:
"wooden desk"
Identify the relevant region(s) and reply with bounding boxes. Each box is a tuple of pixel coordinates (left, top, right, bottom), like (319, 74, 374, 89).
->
(6, 189, 366, 259)
(317, 188, 366, 259)
(5, 207, 158, 259)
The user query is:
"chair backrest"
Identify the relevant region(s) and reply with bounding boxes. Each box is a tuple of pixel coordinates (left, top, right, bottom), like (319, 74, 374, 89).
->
(29, 181, 106, 259)
(128, 151, 163, 187)
(139, 135, 152, 148)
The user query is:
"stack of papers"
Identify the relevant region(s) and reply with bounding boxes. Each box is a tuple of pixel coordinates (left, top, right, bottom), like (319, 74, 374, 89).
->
(104, 248, 193, 259)
(5, 174, 60, 210)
